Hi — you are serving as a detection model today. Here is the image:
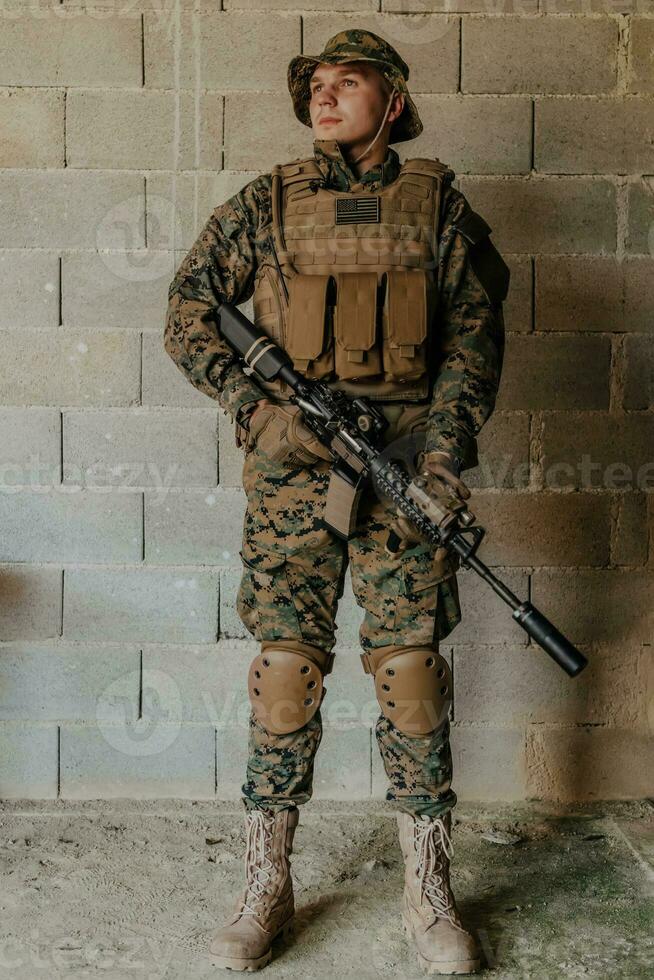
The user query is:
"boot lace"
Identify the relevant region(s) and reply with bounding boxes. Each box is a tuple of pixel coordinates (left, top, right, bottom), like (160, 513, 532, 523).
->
(239, 809, 277, 917)
(414, 815, 465, 932)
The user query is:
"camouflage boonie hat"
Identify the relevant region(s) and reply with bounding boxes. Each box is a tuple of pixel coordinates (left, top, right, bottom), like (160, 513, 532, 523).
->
(287, 28, 423, 143)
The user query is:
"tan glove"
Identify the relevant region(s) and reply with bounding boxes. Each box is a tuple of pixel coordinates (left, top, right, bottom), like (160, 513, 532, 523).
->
(387, 451, 470, 554)
(244, 398, 332, 466)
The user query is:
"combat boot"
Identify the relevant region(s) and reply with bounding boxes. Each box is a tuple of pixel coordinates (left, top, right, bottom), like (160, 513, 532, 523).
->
(209, 806, 299, 971)
(397, 810, 480, 975)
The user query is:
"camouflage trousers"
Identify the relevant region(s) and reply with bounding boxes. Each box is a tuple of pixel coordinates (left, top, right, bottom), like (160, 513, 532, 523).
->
(235, 417, 462, 821)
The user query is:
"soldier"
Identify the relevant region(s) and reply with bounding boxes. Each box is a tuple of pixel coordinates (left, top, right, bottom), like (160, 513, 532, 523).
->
(164, 29, 509, 975)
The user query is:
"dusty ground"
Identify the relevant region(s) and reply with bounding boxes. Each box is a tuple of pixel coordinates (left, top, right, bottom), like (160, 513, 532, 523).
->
(0, 799, 652, 979)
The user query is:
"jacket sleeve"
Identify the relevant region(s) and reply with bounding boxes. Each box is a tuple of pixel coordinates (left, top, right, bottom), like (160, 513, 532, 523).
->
(424, 186, 508, 470)
(163, 176, 270, 421)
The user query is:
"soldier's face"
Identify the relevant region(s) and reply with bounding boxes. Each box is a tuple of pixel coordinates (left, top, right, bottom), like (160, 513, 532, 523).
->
(308, 62, 393, 149)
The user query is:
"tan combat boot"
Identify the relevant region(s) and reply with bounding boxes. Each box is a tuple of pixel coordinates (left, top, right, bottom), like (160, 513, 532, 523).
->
(397, 810, 480, 975)
(209, 806, 299, 971)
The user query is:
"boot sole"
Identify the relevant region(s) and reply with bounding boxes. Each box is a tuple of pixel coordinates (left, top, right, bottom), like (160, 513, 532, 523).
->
(210, 919, 294, 972)
(402, 911, 480, 975)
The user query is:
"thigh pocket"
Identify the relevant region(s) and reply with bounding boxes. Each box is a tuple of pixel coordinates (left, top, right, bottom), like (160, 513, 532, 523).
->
(236, 544, 301, 640)
(393, 545, 455, 638)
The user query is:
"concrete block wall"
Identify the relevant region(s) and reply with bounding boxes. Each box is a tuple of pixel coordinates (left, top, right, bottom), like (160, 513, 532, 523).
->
(0, 1, 652, 802)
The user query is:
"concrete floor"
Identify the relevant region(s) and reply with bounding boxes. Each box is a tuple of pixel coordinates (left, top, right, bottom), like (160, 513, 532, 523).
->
(0, 799, 652, 979)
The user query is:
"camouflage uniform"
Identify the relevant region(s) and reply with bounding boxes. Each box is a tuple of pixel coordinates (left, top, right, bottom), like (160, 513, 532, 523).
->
(165, 139, 505, 820)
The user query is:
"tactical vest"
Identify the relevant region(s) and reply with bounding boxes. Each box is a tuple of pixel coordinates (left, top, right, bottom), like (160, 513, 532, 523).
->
(251, 154, 454, 404)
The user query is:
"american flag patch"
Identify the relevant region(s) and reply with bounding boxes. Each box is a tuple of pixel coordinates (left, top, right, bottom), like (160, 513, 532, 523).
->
(335, 197, 381, 225)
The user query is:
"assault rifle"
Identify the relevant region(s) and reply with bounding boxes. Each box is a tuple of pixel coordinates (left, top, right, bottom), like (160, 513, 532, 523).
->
(217, 302, 588, 679)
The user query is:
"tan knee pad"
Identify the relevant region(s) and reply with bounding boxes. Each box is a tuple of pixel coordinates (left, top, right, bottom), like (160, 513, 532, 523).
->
(248, 639, 334, 735)
(360, 644, 452, 736)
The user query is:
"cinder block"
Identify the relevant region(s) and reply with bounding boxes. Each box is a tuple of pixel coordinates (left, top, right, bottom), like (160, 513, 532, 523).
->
(502, 254, 532, 333)
(449, 567, 529, 646)
(453, 643, 598, 727)
(462, 16, 617, 94)
(144, 11, 300, 90)
(626, 178, 654, 255)
(536, 257, 630, 332)
(628, 17, 654, 94)
(0, 643, 139, 722)
(227, 0, 375, 7)
(63, 408, 218, 488)
(0, 565, 62, 641)
(495, 335, 611, 410)
(0, 723, 58, 799)
(450, 725, 527, 800)
(458, 177, 616, 255)
(526, 727, 654, 800)
(624, 335, 654, 410)
(0, 172, 144, 248)
(531, 569, 654, 645)
(64, 568, 220, 643)
(464, 411, 530, 489)
(303, 13, 460, 94)
(541, 413, 654, 490)
(613, 493, 649, 567)
(0, 88, 64, 167)
(0, 489, 142, 563)
(67, 90, 223, 170)
(63, 252, 174, 331)
(385, 0, 537, 9)
(144, 638, 256, 727)
(0, 329, 141, 407)
(412, 95, 532, 174)
(225, 94, 313, 171)
(622, 259, 654, 333)
(0, 407, 60, 486)
(144, 487, 246, 564)
(60, 723, 216, 798)
(535, 96, 654, 174)
(470, 492, 611, 567)
(0, 9, 141, 86)
(143, 331, 212, 409)
(0, 251, 59, 330)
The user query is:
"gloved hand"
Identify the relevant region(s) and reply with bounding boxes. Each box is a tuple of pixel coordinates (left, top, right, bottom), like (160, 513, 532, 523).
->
(387, 450, 470, 554)
(242, 398, 332, 466)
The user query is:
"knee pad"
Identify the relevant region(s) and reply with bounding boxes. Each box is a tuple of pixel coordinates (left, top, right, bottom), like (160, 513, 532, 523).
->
(248, 639, 334, 734)
(360, 644, 452, 736)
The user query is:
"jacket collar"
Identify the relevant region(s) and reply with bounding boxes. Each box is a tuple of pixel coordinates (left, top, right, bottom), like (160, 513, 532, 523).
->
(312, 138, 401, 192)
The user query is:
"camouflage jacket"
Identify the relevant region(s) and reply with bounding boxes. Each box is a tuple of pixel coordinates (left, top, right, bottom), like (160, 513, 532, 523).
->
(164, 139, 506, 470)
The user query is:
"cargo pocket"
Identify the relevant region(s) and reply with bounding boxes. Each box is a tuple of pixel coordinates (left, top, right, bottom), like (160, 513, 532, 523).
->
(392, 544, 455, 643)
(236, 544, 301, 641)
(382, 269, 434, 382)
(285, 274, 335, 378)
(334, 271, 383, 380)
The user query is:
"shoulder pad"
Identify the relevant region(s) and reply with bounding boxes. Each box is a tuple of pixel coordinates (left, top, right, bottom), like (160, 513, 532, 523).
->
(452, 208, 491, 244)
(272, 158, 322, 182)
(401, 157, 456, 185)
(453, 208, 510, 305)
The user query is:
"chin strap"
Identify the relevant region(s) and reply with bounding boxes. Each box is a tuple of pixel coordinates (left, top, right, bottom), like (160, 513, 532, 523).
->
(350, 86, 397, 165)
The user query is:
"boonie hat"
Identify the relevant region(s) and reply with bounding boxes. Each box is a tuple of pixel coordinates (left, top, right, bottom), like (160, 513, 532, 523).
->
(287, 28, 423, 143)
